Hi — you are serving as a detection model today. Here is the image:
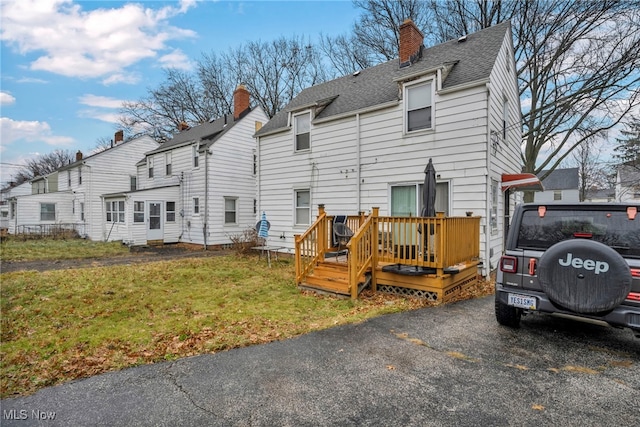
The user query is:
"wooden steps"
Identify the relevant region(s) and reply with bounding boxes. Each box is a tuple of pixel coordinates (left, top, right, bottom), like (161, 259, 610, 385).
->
(300, 261, 352, 296)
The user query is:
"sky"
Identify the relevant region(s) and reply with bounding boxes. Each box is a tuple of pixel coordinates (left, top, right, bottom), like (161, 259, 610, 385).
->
(0, 0, 361, 186)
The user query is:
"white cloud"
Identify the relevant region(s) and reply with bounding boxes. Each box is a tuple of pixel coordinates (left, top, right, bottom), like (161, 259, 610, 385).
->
(0, 117, 74, 146)
(0, 0, 198, 82)
(1, 91, 16, 106)
(77, 94, 126, 124)
(78, 94, 125, 109)
(16, 77, 48, 84)
(158, 49, 193, 70)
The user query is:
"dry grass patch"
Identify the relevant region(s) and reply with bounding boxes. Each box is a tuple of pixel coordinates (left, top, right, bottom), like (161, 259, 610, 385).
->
(1, 238, 130, 261)
(1, 254, 494, 398)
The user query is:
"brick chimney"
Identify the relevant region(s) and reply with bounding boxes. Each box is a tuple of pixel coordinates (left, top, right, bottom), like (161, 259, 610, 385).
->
(76, 150, 83, 161)
(399, 19, 424, 66)
(114, 130, 124, 144)
(233, 84, 250, 120)
(178, 122, 190, 131)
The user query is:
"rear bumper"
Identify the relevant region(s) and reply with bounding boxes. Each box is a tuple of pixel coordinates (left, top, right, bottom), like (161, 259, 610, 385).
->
(496, 284, 640, 331)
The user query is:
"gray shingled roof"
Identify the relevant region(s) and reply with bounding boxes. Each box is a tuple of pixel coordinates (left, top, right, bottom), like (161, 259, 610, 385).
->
(256, 21, 511, 137)
(538, 168, 579, 190)
(145, 113, 238, 155)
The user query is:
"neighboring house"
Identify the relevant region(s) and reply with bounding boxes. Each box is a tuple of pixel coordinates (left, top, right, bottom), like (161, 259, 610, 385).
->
(616, 164, 640, 202)
(585, 187, 615, 203)
(1, 182, 31, 231)
(10, 134, 160, 240)
(534, 168, 579, 203)
(255, 20, 527, 275)
(107, 85, 268, 247)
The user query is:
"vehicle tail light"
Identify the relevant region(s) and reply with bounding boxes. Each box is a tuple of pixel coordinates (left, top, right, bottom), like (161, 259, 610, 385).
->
(631, 269, 640, 278)
(627, 292, 640, 302)
(500, 256, 517, 273)
(573, 232, 592, 238)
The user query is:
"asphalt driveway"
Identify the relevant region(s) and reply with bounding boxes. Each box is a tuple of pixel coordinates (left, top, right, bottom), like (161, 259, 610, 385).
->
(2, 296, 639, 426)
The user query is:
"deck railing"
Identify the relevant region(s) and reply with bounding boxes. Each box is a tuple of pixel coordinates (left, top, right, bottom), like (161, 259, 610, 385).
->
(296, 206, 480, 299)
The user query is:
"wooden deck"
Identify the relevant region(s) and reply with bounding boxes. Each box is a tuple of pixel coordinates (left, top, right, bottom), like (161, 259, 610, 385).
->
(296, 206, 481, 300)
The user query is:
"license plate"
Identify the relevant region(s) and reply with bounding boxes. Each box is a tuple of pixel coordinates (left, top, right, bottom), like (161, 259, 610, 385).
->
(508, 293, 537, 310)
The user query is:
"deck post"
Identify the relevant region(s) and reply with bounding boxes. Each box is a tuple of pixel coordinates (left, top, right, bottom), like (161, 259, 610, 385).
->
(294, 234, 301, 281)
(371, 207, 379, 293)
(317, 204, 326, 255)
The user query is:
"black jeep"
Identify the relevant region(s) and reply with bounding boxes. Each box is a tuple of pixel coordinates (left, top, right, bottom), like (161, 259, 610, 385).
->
(495, 203, 640, 337)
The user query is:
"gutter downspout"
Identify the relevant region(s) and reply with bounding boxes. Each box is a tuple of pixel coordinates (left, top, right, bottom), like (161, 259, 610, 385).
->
(356, 113, 361, 212)
(484, 82, 492, 279)
(203, 146, 208, 251)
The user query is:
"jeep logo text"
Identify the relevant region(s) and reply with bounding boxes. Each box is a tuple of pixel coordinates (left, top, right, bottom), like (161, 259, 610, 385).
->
(558, 253, 609, 274)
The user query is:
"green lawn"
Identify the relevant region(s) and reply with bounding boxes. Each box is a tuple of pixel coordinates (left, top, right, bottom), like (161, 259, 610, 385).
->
(0, 243, 438, 398)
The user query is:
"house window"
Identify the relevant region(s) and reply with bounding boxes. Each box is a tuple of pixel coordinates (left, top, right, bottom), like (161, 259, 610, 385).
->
(80, 202, 85, 221)
(295, 189, 310, 225)
(554, 191, 562, 201)
(254, 198, 257, 215)
(391, 182, 449, 217)
(224, 197, 237, 224)
(193, 145, 199, 167)
(78, 167, 82, 185)
(72, 200, 75, 214)
(134, 201, 145, 223)
(10, 201, 16, 219)
(67, 171, 71, 187)
(502, 98, 509, 140)
(253, 153, 257, 175)
(40, 203, 55, 221)
(106, 201, 125, 222)
(166, 202, 176, 222)
(193, 197, 200, 215)
(165, 152, 172, 176)
(491, 179, 499, 233)
(148, 157, 154, 178)
(130, 175, 137, 191)
(294, 113, 310, 151)
(405, 81, 433, 132)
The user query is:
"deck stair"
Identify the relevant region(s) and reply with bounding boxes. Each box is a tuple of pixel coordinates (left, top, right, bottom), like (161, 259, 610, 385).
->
(300, 261, 364, 296)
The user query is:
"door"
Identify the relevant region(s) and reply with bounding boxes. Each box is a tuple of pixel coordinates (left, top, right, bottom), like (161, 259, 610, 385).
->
(147, 201, 163, 241)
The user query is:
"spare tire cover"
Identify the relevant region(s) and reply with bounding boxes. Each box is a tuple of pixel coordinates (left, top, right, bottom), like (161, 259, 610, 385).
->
(537, 239, 632, 313)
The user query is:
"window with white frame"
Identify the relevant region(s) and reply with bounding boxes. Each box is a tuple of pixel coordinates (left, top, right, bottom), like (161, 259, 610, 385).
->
(193, 145, 199, 167)
(106, 201, 125, 222)
(166, 202, 176, 222)
(491, 179, 499, 233)
(391, 182, 449, 217)
(224, 197, 237, 224)
(67, 170, 71, 187)
(294, 112, 310, 151)
(130, 175, 137, 191)
(72, 200, 75, 214)
(10, 201, 16, 219)
(554, 190, 562, 201)
(294, 189, 310, 225)
(134, 201, 145, 223)
(165, 152, 172, 176)
(80, 202, 85, 221)
(193, 197, 200, 215)
(148, 157, 154, 178)
(405, 80, 433, 132)
(40, 203, 55, 221)
(78, 167, 82, 185)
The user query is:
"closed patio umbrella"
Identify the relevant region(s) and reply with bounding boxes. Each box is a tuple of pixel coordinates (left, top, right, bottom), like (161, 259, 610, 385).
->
(421, 158, 437, 218)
